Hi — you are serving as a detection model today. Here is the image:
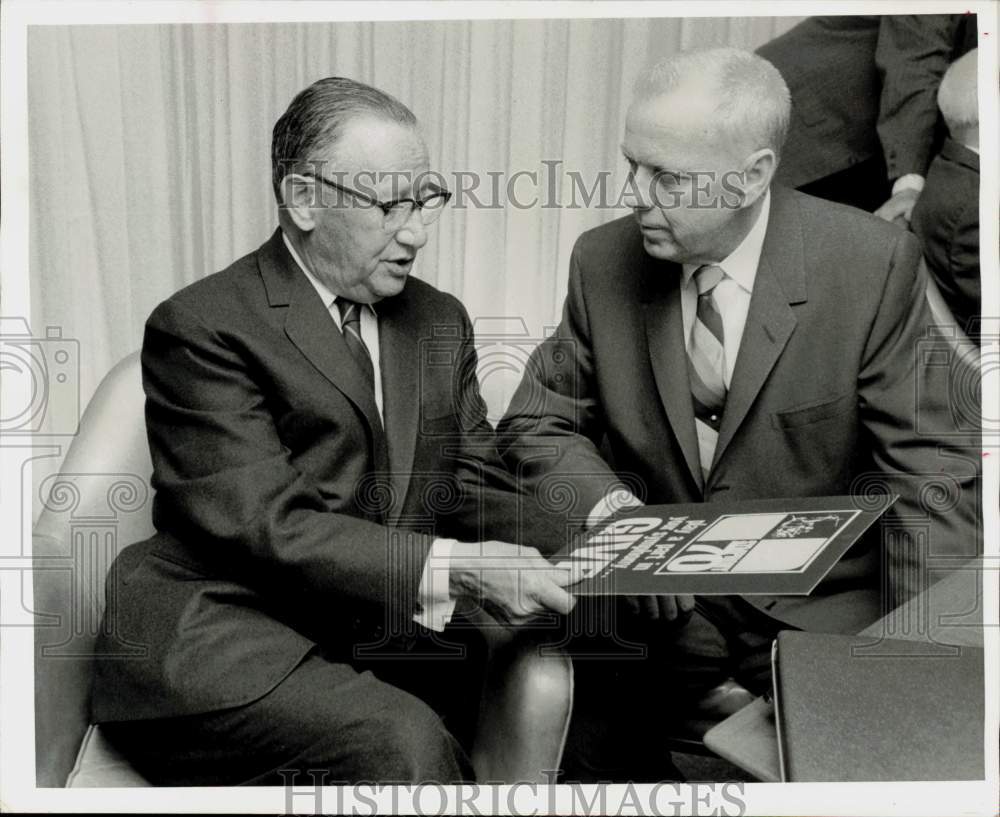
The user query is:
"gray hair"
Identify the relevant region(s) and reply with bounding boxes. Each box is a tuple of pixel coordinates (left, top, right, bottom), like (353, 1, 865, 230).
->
(938, 49, 978, 133)
(634, 47, 791, 162)
(271, 77, 417, 201)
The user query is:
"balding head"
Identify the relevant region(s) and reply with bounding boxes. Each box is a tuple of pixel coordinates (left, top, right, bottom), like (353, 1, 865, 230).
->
(938, 49, 978, 150)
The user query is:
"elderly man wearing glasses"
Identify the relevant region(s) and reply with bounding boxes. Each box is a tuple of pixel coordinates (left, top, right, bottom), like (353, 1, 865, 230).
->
(92, 77, 576, 786)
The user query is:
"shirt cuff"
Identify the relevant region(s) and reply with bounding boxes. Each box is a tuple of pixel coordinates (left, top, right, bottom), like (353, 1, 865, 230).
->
(892, 174, 925, 196)
(414, 537, 457, 632)
(585, 488, 644, 529)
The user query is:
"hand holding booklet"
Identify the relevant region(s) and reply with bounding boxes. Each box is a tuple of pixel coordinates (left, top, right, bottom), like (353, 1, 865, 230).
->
(552, 495, 896, 596)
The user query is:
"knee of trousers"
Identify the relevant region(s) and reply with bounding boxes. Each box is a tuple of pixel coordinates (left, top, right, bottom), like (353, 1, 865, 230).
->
(338, 691, 469, 783)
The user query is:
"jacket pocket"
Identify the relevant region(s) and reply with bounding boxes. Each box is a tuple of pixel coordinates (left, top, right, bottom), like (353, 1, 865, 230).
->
(771, 392, 855, 429)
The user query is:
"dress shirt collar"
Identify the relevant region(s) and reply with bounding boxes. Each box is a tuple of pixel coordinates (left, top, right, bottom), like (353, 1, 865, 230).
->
(281, 230, 377, 317)
(682, 190, 771, 294)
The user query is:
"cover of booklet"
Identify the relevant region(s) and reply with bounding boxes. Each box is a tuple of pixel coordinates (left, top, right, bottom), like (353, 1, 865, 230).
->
(553, 495, 897, 596)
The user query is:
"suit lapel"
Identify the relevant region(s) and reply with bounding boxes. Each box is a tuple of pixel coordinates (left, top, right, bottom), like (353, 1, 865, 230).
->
(258, 230, 390, 476)
(712, 187, 807, 470)
(375, 292, 420, 525)
(642, 257, 704, 492)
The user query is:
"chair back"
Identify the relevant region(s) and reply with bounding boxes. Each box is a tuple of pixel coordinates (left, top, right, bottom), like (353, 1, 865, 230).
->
(33, 352, 154, 786)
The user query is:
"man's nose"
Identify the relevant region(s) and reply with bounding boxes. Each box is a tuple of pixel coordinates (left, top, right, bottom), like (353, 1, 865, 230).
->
(394, 210, 428, 249)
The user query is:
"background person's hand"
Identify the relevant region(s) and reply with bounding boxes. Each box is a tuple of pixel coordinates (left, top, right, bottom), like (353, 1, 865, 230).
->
(448, 541, 578, 627)
(623, 594, 695, 623)
(874, 188, 921, 227)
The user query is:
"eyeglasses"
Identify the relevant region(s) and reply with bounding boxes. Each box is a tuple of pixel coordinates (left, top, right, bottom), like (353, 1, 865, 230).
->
(302, 174, 452, 233)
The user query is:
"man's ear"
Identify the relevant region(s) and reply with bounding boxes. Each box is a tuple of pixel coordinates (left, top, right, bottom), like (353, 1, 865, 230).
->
(740, 148, 777, 207)
(279, 174, 318, 232)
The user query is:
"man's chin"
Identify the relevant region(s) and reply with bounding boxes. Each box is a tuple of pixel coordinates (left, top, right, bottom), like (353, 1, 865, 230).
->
(641, 235, 682, 262)
(372, 271, 410, 299)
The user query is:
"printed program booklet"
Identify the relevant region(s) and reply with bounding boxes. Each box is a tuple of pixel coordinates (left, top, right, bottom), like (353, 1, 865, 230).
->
(553, 495, 896, 596)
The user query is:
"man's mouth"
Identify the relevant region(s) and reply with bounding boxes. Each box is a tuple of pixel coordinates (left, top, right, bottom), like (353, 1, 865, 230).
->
(385, 257, 414, 270)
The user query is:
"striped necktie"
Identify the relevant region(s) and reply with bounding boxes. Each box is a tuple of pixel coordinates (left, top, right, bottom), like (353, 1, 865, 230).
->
(687, 264, 727, 481)
(336, 298, 376, 393)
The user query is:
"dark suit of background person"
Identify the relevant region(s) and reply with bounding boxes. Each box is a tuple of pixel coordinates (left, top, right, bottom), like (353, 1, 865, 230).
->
(757, 14, 977, 214)
(911, 138, 980, 344)
(91, 79, 572, 787)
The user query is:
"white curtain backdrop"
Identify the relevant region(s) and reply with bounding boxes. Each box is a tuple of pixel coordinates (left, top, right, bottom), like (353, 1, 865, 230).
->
(27, 16, 803, 486)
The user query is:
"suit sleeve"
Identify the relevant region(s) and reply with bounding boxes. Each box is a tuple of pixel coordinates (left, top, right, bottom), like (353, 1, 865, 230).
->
(142, 297, 434, 619)
(858, 229, 980, 609)
(435, 297, 574, 554)
(944, 193, 982, 337)
(875, 14, 960, 180)
(496, 242, 630, 529)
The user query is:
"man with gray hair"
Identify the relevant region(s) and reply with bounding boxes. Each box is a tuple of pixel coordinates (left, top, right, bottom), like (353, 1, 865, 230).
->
(498, 47, 979, 779)
(92, 76, 576, 785)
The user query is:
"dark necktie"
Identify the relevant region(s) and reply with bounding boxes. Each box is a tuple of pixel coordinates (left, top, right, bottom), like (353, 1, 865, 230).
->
(335, 298, 389, 522)
(687, 264, 727, 480)
(336, 298, 376, 393)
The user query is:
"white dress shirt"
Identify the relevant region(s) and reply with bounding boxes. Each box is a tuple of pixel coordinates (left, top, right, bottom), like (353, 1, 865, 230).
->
(586, 192, 771, 527)
(282, 232, 456, 631)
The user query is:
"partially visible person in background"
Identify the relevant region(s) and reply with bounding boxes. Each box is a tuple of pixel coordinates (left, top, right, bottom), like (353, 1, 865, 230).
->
(910, 48, 981, 345)
(758, 14, 977, 218)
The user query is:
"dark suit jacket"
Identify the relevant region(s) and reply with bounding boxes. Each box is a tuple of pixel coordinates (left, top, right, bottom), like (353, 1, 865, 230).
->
(910, 138, 981, 343)
(93, 229, 558, 723)
(497, 186, 980, 634)
(759, 15, 977, 188)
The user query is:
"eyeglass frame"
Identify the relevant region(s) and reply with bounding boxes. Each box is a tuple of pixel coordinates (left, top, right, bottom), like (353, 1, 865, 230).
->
(298, 173, 452, 231)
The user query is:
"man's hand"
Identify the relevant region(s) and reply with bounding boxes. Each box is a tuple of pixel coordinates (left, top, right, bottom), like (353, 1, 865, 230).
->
(623, 594, 695, 623)
(448, 541, 578, 627)
(874, 188, 921, 226)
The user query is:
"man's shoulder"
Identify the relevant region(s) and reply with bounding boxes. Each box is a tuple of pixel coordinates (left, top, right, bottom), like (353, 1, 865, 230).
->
(154, 244, 264, 322)
(570, 215, 646, 286)
(574, 214, 641, 255)
(770, 187, 922, 313)
(774, 185, 913, 255)
(925, 140, 980, 200)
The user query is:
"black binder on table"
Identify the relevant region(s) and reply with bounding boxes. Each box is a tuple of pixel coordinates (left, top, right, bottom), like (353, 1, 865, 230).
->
(772, 630, 985, 782)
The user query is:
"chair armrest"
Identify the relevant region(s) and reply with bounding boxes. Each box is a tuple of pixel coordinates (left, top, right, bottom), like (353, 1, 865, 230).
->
(471, 625, 573, 783)
(32, 532, 95, 787)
